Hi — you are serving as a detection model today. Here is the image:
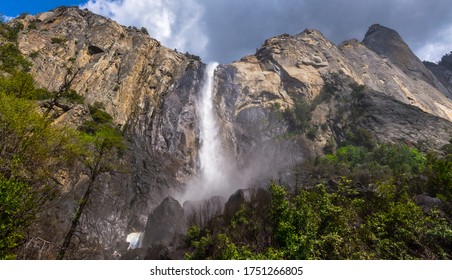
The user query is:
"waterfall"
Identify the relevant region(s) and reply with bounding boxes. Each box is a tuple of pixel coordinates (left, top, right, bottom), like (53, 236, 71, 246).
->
(198, 62, 222, 184)
(180, 62, 229, 202)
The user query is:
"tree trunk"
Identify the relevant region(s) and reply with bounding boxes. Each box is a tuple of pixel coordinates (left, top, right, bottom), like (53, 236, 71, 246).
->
(57, 177, 95, 260)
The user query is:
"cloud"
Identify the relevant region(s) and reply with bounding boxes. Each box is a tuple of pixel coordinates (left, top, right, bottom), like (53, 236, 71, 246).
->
(81, 0, 208, 57)
(1, 15, 15, 22)
(80, 0, 452, 63)
(416, 26, 452, 62)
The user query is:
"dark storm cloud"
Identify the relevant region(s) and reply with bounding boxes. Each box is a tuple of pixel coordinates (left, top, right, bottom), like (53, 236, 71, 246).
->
(83, 0, 452, 63)
(201, 0, 452, 63)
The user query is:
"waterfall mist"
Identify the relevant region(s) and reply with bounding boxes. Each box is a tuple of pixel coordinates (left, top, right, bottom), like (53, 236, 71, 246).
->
(178, 62, 299, 204)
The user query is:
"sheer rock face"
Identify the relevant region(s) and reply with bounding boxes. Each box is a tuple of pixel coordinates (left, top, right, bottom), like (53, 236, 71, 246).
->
(12, 7, 452, 258)
(362, 24, 451, 98)
(15, 7, 203, 258)
(340, 39, 452, 121)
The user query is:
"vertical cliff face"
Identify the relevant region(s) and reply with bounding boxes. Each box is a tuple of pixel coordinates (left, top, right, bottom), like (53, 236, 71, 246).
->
(14, 7, 205, 258)
(11, 7, 452, 259)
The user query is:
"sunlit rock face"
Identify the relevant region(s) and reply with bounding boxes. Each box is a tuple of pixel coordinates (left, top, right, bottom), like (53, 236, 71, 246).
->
(13, 7, 452, 259)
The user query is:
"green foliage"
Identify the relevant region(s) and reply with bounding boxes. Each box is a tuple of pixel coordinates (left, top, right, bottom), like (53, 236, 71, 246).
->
(0, 92, 83, 258)
(187, 142, 452, 260)
(0, 71, 55, 100)
(29, 51, 39, 59)
(27, 22, 37, 30)
(344, 128, 375, 149)
(61, 89, 84, 104)
(423, 152, 452, 200)
(350, 83, 365, 100)
(283, 97, 311, 131)
(0, 21, 109, 259)
(78, 103, 124, 172)
(0, 177, 34, 259)
(311, 80, 337, 108)
(373, 144, 426, 175)
(50, 37, 66, 45)
(0, 22, 24, 42)
(80, 103, 116, 136)
(0, 43, 32, 73)
(314, 143, 427, 185)
(92, 109, 113, 124)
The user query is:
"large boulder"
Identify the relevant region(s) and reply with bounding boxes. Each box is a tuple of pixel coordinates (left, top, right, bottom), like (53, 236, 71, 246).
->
(142, 197, 186, 247)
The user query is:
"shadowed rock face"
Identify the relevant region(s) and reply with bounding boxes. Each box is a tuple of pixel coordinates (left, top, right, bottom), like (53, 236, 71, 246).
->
(142, 197, 186, 247)
(10, 7, 452, 259)
(424, 61, 452, 97)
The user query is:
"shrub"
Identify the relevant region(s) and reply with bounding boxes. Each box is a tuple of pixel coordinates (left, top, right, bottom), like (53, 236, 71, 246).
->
(29, 51, 39, 58)
(0, 43, 32, 73)
(28, 22, 37, 30)
(50, 37, 66, 45)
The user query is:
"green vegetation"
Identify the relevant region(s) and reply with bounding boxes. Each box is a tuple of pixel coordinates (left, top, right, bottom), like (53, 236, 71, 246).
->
(0, 43, 32, 73)
(0, 19, 125, 259)
(0, 92, 82, 259)
(186, 142, 452, 259)
(50, 37, 66, 45)
(283, 96, 311, 132)
(27, 22, 37, 30)
(29, 51, 39, 59)
(0, 21, 24, 42)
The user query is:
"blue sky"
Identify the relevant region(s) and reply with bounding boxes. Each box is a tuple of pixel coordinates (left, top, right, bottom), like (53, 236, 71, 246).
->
(1, 1, 452, 63)
(0, 1, 85, 17)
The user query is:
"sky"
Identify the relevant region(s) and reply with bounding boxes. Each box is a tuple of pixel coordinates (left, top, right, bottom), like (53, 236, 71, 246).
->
(1, 0, 451, 64)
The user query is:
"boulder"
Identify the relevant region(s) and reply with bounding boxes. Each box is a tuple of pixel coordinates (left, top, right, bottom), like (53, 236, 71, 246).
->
(142, 197, 186, 247)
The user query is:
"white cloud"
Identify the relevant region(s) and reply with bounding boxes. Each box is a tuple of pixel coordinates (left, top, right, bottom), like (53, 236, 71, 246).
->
(79, 0, 452, 63)
(416, 26, 452, 62)
(80, 0, 208, 57)
(1, 15, 16, 22)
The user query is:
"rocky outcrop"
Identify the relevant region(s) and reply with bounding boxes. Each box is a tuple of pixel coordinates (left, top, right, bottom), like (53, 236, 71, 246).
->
(345, 87, 452, 151)
(142, 197, 186, 247)
(424, 61, 452, 97)
(340, 39, 451, 121)
(362, 24, 451, 98)
(224, 188, 271, 220)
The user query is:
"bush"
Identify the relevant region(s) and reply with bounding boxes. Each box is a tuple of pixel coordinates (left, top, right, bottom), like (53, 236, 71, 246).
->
(0, 177, 34, 259)
(0, 92, 82, 258)
(62, 89, 85, 104)
(28, 22, 37, 30)
(283, 97, 311, 131)
(50, 37, 66, 45)
(1, 22, 24, 42)
(0, 43, 32, 73)
(29, 51, 39, 59)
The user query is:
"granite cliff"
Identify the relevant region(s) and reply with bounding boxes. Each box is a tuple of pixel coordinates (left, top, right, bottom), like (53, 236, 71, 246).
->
(7, 7, 451, 259)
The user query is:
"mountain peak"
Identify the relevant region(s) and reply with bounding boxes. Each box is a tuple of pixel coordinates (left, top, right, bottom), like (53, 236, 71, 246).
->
(363, 24, 449, 96)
